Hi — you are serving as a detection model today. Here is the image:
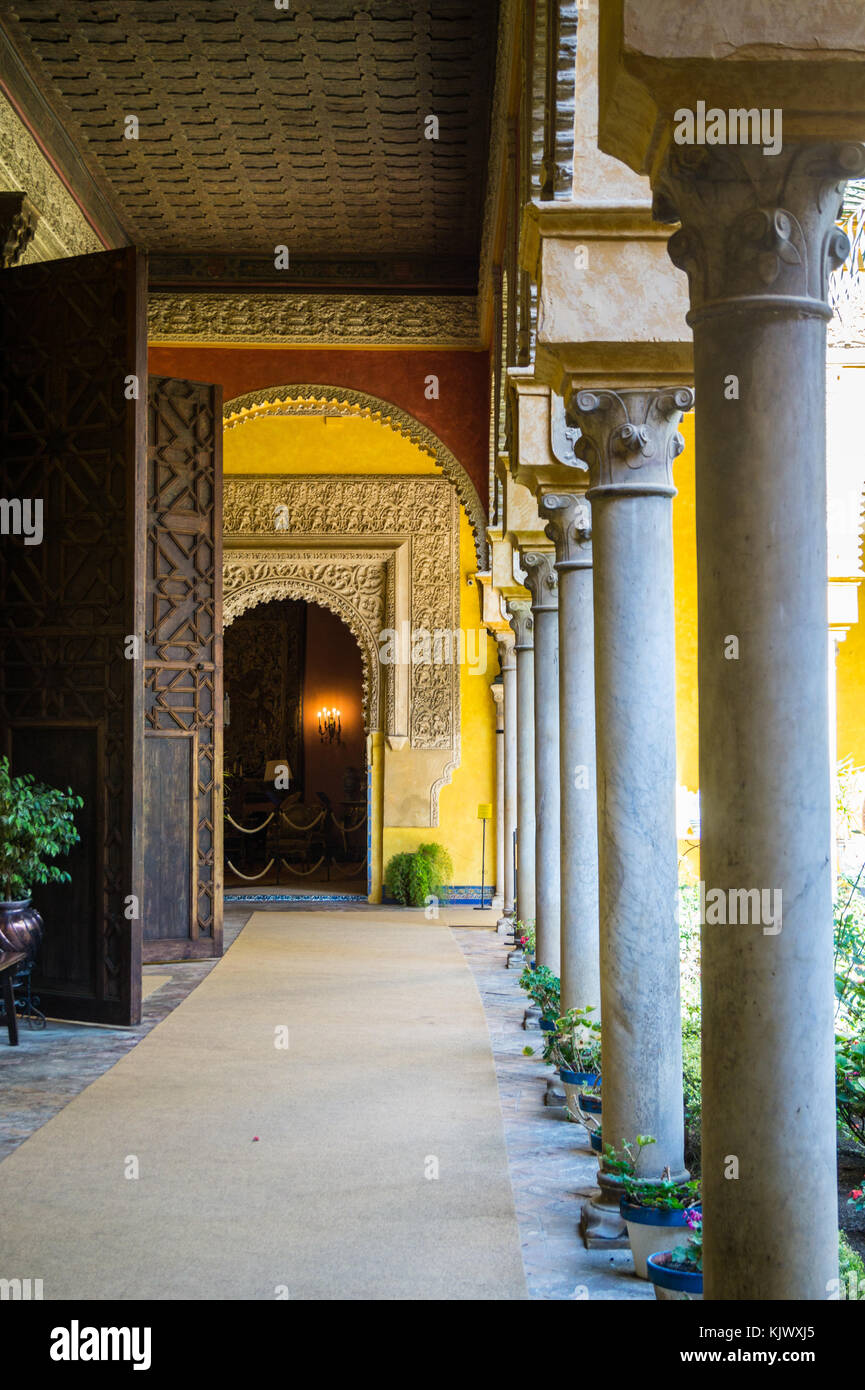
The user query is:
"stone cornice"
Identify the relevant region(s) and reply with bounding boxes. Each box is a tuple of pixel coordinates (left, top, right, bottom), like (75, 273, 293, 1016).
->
(148, 291, 481, 349)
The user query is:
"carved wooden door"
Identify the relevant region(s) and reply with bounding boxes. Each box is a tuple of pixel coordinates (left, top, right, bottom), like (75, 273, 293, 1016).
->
(0, 248, 146, 1024)
(143, 377, 223, 961)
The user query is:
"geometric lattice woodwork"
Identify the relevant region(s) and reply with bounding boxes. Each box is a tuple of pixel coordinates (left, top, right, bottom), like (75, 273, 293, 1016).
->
(144, 376, 223, 961)
(0, 247, 146, 1024)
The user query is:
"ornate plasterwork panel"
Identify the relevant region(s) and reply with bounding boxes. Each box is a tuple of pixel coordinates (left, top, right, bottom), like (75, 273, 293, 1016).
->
(0, 94, 102, 261)
(223, 475, 460, 763)
(223, 385, 488, 569)
(148, 291, 480, 349)
(223, 549, 387, 734)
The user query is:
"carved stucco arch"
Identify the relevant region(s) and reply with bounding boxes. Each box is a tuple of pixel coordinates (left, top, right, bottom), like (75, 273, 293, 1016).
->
(222, 383, 488, 567)
(223, 572, 381, 734)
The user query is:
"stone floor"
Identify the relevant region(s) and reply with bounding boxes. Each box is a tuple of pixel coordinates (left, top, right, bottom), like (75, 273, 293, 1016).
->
(453, 925, 653, 1302)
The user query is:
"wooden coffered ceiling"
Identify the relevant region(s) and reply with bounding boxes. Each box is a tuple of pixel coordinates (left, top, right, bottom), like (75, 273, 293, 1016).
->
(0, 0, 499, 292)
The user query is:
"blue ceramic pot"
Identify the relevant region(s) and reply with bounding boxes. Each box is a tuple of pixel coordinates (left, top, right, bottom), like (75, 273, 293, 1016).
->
(539, 1017, 556, 1032)
(558, 1069, 600, 1089)
(646, 1252, 703, 1300)
(589, 1130, 602, 1153)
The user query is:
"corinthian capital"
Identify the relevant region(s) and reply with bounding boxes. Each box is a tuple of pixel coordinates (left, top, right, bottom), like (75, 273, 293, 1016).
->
(507, 598, 534, 649)
(653, 142, 865, 320)
(522, 551, 559, 611)
(539, 492, 592, 569)
(566, 387, 693, 498)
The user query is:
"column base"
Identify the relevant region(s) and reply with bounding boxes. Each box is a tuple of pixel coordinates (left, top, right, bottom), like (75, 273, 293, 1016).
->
(523, 1006, 541, 1030)
(491, 893, 504, 911)
(578, 1192, 629, 1249)
(506, 950, 525, 970)
(495, 914, 512, 935)
(544, 1078, 565, 1106)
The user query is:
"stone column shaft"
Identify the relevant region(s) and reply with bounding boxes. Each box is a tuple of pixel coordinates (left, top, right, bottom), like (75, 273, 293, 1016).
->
(508, 600, 536, 928)
(654, 140, 865, 1300)
(541, 493, 600, 1015)
(499, 636, 518, 921)
(523, 553, 561, 975)
(491, 678, 505, 914)
(568, 387, 691, 1240)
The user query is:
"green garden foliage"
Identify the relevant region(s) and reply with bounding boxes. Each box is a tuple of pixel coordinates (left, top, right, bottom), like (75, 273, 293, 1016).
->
(383, 842, 453, 908)
(0, 757, 82, 901)
(839, 1231, 865, 1300)
(835, 873, 865, 1146)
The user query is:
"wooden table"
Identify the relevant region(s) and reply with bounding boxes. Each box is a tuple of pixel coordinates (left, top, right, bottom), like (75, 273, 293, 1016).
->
(0, 950, 26, 1045)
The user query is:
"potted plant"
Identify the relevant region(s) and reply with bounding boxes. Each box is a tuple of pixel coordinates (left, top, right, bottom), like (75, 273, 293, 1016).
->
(647, 1209, 703, 1300)
(0, 757, 82, 964)
(550, 1006, 602, 1122)
(384, 842, 453, 907)
(518, 963, 560, 1025)
(607, 1136, 701, 1278)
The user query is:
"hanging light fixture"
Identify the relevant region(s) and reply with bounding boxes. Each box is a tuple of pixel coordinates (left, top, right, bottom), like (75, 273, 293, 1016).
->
(318, 707, 342, 745)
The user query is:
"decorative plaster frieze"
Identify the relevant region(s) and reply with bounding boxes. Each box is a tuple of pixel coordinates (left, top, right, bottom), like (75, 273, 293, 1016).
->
(0, 94, 102, 261)
(223, 386, 488, 569)
(148, 291, 480, 349)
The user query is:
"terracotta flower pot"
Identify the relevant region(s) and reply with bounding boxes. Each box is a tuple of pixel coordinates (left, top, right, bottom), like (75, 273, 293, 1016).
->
(0, 899, 44, 965)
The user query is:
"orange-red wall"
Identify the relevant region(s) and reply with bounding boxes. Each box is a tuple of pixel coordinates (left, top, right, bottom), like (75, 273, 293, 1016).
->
(147, 345, 491, 510)
(302, 604, 365, 808)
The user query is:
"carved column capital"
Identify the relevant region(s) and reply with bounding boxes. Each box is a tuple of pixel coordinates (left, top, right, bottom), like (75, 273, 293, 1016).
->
(0, 192, 38, 268)
(507, 597, 534, 649)
(496, 630, 516, 671)
(490, 679, 505, 705)
(522, 551, 559, 612)
(653, 142, 865, 323)
(540, 491, 592, 570)
(565, 387, 693, 500)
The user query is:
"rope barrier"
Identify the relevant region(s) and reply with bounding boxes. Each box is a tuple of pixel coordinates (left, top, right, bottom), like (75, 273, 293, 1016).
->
(279, 854, 326, 877)
(226, 858, 276, 881)
(279, 807, 326, 831)
(330, 810, 367, 832)
(225, 811, 274, 834)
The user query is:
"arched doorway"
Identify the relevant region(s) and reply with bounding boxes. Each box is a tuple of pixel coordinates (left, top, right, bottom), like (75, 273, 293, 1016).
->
(222, 596, 370, 899)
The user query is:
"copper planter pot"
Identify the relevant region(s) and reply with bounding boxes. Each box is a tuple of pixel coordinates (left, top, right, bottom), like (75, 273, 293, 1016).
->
(0, 899, 44, 965)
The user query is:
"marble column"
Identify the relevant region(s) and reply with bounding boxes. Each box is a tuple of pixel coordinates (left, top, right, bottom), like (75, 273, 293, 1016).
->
(654, 141, 865, 1300)
(490, 676, 505, 916)
(508, 599, 536, 929)
(540, 493, 600, 1016)
(497, 634, 518, 928)
(522, 553, 561, 975)
(567, 386, 691, 1244)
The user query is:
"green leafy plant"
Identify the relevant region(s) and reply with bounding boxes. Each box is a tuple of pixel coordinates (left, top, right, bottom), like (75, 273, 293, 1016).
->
(682, 1013, 702, 1178)
(670, 1209, 703, 1273)
(384, 842, 453, 907)
(0, 757, 82, 901)
(839, 1231, 865, 1300)
(605, 1135, 701, 1210)
(518, 964, 560, 1020)
(547, 1005, 602, 1078)
(515, 919, 535, 953)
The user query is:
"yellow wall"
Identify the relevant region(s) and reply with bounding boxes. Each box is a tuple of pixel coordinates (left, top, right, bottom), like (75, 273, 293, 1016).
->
(223, 411, 496, 889)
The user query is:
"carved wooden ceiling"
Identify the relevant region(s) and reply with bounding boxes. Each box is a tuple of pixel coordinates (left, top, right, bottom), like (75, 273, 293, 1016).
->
(0, 1, 498, 290)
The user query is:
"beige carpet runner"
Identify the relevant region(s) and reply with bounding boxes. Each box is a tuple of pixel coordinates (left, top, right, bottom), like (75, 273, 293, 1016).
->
(0, 911, 526, 1300)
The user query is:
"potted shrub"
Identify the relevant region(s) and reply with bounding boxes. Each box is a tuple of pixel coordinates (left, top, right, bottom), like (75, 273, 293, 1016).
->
(0, 757, 82, 963)
(518, 963, 560, 1024)
(550, 1006, 602, 1123)
(647, 1210, 703, 1301)
(384, 842, 453, 907)
(607, 1135, 701, 1279)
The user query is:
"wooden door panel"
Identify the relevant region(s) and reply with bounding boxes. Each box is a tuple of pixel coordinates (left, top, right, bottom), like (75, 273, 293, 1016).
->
(144, 377, 223, 962)
(0, 248, 146, 1024)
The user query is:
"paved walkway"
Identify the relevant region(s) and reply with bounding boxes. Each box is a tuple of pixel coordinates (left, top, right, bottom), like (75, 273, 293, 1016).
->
(454, 926, 653, 1302)
(0, 909, 526, 1301)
